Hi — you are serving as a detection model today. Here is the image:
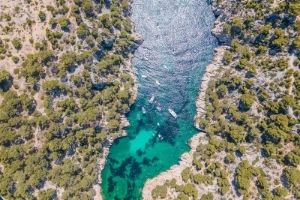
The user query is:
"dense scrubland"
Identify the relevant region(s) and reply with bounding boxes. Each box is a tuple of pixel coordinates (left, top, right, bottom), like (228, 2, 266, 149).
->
(0, 0, 139, 199)
(150, 0, 300, 199)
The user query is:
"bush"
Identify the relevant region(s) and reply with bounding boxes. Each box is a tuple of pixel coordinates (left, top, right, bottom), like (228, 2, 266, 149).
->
(239, 93, 255, 111)
(38, 11, 46, 22)
(182, 183, 198, 199)
(99, 14, 112, 29)
(77, 23, 89, 39)
(38, 189, 57, 200)
(256, 176, 268, 190)
(227, 124, 245, 144)
(200, 192, 214, 200)
(152, 185, 168, 199)
(271, 28, 289, 50)
(42, 80, 66, 96)
(223, 51, 233, 65)
(82, 0, 93, 16)
(11, 38, 22, 50)
(293, 36, 300, 49)
(284, 150, 300, 167)
(216, 84, 228, 98)
(58, 17, 70, 30)
(235, 160, 256, 195)
(181, 168, 192, 183)
(224, 153, 235, 164)
(12, 56, 19, 64)
(0, 70, 12, 91)
(273, 186, 289, 197)
(282, 167, 300, 188)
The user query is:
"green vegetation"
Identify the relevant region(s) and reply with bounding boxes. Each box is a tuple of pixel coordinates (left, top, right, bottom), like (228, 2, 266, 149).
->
(0, 70, 12, 91)
(11, 38, 22, 50)
(151, 0, 300, 199)
(38, 11, 47, 22)
(239, 93, 255, 111)
(0, 0, 139, 199)
(152, 185, 168, 199)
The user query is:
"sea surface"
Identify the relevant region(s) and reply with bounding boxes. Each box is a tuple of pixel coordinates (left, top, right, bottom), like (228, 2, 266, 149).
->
(101, 0, 217, 199)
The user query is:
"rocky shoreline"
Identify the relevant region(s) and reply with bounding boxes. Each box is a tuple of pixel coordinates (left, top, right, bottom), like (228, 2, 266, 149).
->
(94, 50, 141, 200)
(142, 2, 229, 198)
(195, 46, 228, 129)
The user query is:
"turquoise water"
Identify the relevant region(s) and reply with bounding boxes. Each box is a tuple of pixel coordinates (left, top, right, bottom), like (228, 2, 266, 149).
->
(101, 0, 216, 199)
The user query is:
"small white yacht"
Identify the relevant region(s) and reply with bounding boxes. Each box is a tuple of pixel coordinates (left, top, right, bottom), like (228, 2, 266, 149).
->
(168, 108, 177, 118)
(158, 134, 163, 140)
(149, 95, 155, 103)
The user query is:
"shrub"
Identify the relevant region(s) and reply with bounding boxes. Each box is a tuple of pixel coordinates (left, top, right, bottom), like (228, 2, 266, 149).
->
(293, 35, 300, 49)
(181, 168, 192, 183)
(38, 11, 46, 22)
(58, 17, 70, 30)
(216, 84, 228, 98)
(272, 28, 289, 50)
(224, 153, 235, 164)
(99, 14, 112, 29)
(282, 167, 300, 188)
(38, 189, 56, 200)
(12, 38, 22, 50)
(182, 183, 198, 199)
(82, 0, 93, 16)
(223, 51, 233, 65)
(235, 160, 256, 195)
(152, 185, 168, 199)
(239, 93, 255, 111)
(77, 23, 89, 39)
(273, 186, 289, 197)
(12, 56, 19, 64)
(0, 70, 12, 91)
(200, 192, 214, 200)
(42, 80, 66, 96)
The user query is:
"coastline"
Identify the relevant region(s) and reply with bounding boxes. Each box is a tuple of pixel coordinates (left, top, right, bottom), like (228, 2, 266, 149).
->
(93, 54, 140, 200)
(93, 27, 143, 199)
(142, 47, 227, 199)
(142, 2, 228, 198)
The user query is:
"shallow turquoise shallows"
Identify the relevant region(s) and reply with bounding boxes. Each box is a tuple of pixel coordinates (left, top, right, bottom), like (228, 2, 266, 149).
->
(101, 0, 217, 199)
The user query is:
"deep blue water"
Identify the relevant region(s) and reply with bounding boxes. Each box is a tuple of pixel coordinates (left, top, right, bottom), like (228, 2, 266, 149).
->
(101, 0, 217, 199)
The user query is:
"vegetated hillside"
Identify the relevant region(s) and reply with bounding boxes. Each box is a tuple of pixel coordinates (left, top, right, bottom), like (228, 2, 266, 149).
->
(0, 0, 139, 199)
(149, 0, 300, 199)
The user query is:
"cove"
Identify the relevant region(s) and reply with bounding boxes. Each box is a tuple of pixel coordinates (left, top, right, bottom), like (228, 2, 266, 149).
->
(101, 0, 217, 199)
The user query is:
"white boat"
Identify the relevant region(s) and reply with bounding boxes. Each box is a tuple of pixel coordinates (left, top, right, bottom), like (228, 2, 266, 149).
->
(158, 134, 163, 140)
(142, 107, 146, 114)
(155, 80, 160, 85)
(149, 95, 155, 103)
(168, 108, 177, 118)
(141, 74, 147, 78)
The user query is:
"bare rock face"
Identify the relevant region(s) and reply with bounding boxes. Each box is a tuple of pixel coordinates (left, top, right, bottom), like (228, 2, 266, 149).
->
(210, 4, 231, 45)
(212, 20, 231, 45)
(212, 8, 222, 17)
